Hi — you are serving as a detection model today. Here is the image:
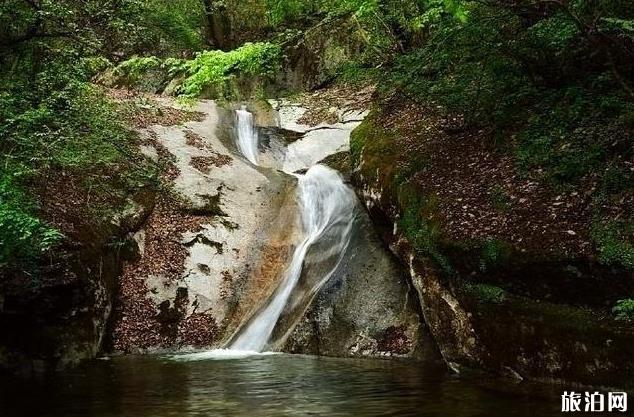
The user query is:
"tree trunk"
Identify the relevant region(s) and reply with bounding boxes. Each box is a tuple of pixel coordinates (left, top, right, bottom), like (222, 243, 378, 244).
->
(202, 0, 219, 48)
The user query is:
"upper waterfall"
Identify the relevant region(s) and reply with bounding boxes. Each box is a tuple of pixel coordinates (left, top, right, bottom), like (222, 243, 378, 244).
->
(235, 105, 259, 165)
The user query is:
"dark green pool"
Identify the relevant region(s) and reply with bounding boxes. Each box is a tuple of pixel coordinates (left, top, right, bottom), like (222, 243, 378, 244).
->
(0, 353, 565, 416)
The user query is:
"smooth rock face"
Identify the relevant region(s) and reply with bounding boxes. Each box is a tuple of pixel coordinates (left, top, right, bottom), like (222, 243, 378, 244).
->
(155, 100, 296, 330)
(267, 99, 367, 173)
(248, 100, 437, 360)
(281, 208, 437, 359)
(0, 193, 153, 375)
(112, 99, 299, 352)
(113, 95, 437, 363)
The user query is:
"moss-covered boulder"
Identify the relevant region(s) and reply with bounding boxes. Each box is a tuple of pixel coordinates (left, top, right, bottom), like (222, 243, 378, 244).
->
(350, 104, 634, 388)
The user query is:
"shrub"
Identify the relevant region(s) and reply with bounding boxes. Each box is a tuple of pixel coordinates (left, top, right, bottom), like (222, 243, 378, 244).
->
(592, 221, 634, 270)
(1, 75, 154, 269)
(463, 282, 507, 304)
(114, 56, 162, 79)
(613, 299, 634, 321)
(489, 185, 511, 212)
(0, 174, 63, 268)
(177, 42, 283, 98)
(479, 239, 512, 272)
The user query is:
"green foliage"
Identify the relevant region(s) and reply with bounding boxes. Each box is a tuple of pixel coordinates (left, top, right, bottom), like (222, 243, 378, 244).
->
(386, 7, 536, 129)
(143, 0, 206, 53)
(266, 0, 320, 25)
(0, 0, 204, 272)
(463, 282, 507, 304)
(515, 89, 632, 185)
(479, 239, 512, 272)
(592, 221, 634, 269)
(333, 61, 379, 85)
(612, 299, 634, 321)
(177, 42, 282, 98)
(1, 68, 154, 269)
(489, 185, 510, 212)
(527, 16, 579, 51)
(0, 0, 205, 61)
(115, 57, 162, 78)
(0, 175, 63, 268)
(373, 0, 633, 266)
(2, 79, 138, 172)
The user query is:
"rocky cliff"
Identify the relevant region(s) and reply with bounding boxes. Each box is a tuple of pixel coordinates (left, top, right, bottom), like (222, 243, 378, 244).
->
(349, 100, 634, 388)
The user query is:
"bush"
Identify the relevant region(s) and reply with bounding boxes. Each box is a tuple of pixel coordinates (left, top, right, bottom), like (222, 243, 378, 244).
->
(1, 74, 154, 269)
(479, 239, 512, 272)
(115, 56, 163, 79)
(463, 282, 507, 304)
(177, 42, 283, 98)
(0, 175, 63, 268)
(613, 299, 634, 321)
(592, 221, 634, 269)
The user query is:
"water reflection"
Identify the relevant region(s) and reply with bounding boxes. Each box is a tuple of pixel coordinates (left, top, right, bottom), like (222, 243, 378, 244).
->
(1, 354, 563, 417)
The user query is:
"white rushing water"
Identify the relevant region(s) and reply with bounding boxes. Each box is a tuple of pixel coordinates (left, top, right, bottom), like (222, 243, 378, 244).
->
(172, 106, 358, 356)
(235, 105, 259, 165)
(230, 165, 357, 352)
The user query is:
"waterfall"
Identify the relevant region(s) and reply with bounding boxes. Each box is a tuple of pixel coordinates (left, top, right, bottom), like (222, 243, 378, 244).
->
(235, 106, 259, 165)
(230, 165, 357, 352)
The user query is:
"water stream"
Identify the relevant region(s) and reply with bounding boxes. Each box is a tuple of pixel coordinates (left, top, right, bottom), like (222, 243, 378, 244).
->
(229, 107, 357, 352)
(235, 105, 260, 165)
(230, 165, 356, 351)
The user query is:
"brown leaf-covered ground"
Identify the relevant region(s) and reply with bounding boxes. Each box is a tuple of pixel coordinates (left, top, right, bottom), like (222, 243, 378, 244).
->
(374, 98, 598, 258)
(110, 93, 221, 352)
(106, 88, 205, 129)
(112, 190, 219, 351)
(296, 84, 375, 126)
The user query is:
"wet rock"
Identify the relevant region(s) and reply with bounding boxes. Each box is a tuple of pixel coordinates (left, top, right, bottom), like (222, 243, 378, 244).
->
(281, 208, 439, 360)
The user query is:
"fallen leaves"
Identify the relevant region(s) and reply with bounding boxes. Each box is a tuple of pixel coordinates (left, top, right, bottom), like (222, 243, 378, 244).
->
(374, 97, 596, 258)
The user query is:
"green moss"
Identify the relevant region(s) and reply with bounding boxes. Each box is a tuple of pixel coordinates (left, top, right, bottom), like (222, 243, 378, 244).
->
(398, 183, 452, 273)
(479, 238, 513, 272)
(393, 156, 428, 188)
(350, 116, 400, 189)
(613, 299, 634, 321)
(591, 220, 634, 270)
(349, 120, 370, 167)
(463, 282, 507, 304)
(352, 115, 451, 273)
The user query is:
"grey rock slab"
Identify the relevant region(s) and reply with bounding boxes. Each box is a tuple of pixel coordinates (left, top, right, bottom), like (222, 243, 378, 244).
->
(135, 99, 298, 346)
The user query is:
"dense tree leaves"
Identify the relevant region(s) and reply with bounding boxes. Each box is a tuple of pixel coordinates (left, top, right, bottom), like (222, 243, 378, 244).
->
(0, 0, 204, 269)
(1, 0, 632, 269)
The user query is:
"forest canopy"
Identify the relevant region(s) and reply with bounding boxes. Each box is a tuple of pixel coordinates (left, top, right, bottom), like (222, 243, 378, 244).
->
(1, 0, 633, 270)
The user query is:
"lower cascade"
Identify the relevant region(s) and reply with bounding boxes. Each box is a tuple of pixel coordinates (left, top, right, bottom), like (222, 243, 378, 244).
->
(230, 167, 356, 351)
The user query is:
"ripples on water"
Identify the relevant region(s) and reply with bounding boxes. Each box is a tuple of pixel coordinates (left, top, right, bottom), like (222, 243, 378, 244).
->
(0, 354, 564, 417)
